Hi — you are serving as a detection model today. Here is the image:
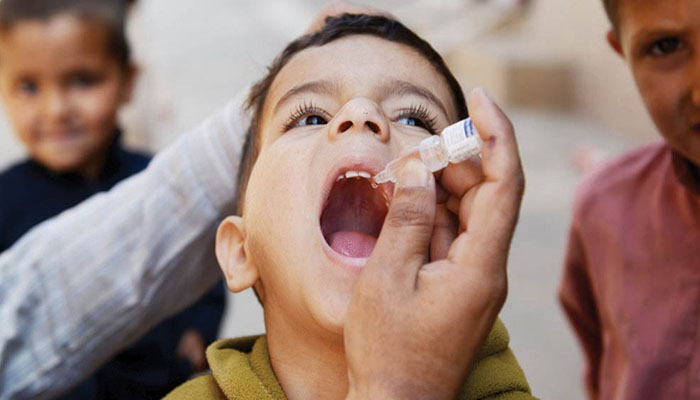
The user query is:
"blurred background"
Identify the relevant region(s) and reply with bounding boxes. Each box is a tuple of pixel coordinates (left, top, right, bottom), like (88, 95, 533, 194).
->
(0, 0, 659, 398)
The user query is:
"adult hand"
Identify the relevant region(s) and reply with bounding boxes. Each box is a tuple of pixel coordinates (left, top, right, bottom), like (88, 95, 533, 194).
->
(344, 88, 525, 400)
(305, 0, 395, 34)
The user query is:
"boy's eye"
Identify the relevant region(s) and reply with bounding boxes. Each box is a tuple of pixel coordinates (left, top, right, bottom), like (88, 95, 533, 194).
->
(18, 80, 38, 96)
(395, 105, 438, 135)
(650, 37, 682, 56)
(283, 103, 331, 131)
(296, 115, 328, 127)
(396, 116, 429, 130)
(68, 73, 100, 89)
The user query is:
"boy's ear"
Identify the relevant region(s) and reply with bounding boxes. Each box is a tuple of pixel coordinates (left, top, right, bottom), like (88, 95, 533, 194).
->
(607, 30, 624, 57)
(216, 216, 259, 293)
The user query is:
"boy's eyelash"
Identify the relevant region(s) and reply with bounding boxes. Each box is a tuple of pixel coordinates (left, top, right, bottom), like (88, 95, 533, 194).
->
(283, 101, 328, 131)
(397, 104, 438, 135)
(282, 102, 438, 134)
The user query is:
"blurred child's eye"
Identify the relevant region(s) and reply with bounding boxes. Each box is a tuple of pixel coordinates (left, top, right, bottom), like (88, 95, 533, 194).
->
(395, 105, 438, 135)
(649, 37, 683, 57)
(17, 80, 38, 96)
(283, 102, 330, 131)
(68, 72, 101, 89)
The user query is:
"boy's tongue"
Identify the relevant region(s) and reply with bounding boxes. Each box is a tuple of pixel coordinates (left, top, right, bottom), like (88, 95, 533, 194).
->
(328, 231, 377, 258)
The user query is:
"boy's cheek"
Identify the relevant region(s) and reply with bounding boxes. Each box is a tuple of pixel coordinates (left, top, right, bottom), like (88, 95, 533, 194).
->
(633, 68, 681, 129)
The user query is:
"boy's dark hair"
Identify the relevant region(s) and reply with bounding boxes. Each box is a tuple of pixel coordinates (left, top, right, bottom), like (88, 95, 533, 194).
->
(601, 0, 619, 31)
(0, 0, 136, 68)
(236, 13, 468, 214)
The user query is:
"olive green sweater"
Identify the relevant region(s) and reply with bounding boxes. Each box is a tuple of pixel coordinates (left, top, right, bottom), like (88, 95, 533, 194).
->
(165, 319, 536, 400)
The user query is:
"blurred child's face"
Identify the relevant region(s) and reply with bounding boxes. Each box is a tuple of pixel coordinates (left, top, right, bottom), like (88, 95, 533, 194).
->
(0, 15, 133, 176)
(610, 0, 700, 165)
(220, 35, 458, 337)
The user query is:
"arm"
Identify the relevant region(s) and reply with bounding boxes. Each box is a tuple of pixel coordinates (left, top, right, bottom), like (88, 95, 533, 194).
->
(0, 93, 248, 400)
(558, 218, 602, 400)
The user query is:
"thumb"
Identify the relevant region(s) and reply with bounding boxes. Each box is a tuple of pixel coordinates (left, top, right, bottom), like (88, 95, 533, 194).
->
(365, 158, 436, 290)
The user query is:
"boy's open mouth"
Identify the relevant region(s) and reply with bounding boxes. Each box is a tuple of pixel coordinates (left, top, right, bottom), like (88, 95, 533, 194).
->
(320, 170, 390, 259)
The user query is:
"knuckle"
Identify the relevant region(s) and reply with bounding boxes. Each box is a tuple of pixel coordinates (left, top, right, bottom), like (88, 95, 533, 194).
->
(386, 199, 433, 230)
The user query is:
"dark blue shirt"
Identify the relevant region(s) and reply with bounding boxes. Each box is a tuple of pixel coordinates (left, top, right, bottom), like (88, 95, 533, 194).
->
(0, 135, 225, 399)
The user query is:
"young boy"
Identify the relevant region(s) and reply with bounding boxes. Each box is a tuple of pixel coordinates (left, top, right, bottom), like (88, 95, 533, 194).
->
(559, 0, 700, 399)
(0, 0, 225, 398)
(166, 14, 535, 400)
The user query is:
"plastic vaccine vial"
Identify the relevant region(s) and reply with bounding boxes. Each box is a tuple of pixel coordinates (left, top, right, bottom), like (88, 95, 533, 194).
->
(373, 118, 482, 185)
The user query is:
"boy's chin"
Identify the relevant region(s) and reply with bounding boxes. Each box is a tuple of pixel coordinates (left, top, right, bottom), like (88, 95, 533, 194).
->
(311, 293, 353, 337)
(35, 155, 86, 173)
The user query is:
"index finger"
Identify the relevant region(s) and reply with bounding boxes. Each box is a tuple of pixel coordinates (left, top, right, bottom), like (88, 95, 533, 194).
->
(448, 88, 524, 265)
(470, 88, 522, 188)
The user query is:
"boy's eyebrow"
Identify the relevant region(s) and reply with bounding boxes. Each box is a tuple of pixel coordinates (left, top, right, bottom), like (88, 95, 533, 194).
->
(273, 80, 340, 114)
(381, 79, 450, 119)
(272, 79, 450, 118)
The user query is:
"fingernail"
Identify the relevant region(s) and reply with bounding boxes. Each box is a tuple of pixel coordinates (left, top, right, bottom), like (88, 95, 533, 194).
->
(398, 158, 430, 188)
(480, 87, 493, 101)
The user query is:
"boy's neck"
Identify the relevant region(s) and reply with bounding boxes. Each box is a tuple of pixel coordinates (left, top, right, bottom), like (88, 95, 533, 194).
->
(266, 315, 349, 400)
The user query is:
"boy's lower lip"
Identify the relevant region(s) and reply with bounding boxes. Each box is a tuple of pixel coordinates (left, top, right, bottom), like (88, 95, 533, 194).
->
(44, 132, 85, 144)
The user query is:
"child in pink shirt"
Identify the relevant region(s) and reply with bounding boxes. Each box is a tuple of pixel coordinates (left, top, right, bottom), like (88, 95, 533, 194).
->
(559, 0, 700, 399)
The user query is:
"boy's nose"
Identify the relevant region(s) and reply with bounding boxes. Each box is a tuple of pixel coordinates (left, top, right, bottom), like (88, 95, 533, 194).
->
(41, 89, 70, 122)
(328, 98, 390, 142)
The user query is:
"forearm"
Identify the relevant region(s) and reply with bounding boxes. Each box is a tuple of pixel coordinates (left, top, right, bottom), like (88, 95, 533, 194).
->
(0, 95, 247, 399)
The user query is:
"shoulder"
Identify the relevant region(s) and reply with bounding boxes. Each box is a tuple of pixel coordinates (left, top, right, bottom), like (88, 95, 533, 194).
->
(0, 159, 34, 186)
(572, 142, 668, 221)
(459, 319, 536, 400)
(0, 160, 36, 210)
(115, 147, 152, 177)
(164, 374, 226, 400)
(121, 148, 152, 168)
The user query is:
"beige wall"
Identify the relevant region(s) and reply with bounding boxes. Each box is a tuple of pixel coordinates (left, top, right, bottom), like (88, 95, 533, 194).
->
(442, 0, 657, 141)
(527, 0, 656, 139)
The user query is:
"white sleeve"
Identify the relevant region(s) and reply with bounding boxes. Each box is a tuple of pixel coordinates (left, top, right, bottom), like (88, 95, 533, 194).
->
(0, 93, 249, 400)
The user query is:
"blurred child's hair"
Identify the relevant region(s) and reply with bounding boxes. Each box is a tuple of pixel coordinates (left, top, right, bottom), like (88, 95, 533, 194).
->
(601, 0, 619, 32)
(236, 13, 468, 214)
(0, 0, 137, 68)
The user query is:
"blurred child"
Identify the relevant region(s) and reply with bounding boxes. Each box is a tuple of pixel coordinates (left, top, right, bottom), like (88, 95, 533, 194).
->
(165, 14, 534, 400)
(0, 0, 225, 398)
(559, 0, 700, 399)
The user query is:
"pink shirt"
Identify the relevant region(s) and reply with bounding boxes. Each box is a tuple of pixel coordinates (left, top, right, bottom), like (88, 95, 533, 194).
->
(559, 143, 700, 400)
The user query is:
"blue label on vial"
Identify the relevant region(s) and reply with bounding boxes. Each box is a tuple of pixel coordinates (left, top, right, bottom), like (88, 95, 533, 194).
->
(463, 119, 474, 138)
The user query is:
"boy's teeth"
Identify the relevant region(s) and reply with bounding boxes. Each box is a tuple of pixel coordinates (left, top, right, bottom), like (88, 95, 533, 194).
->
(335, 170, 375, 182)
